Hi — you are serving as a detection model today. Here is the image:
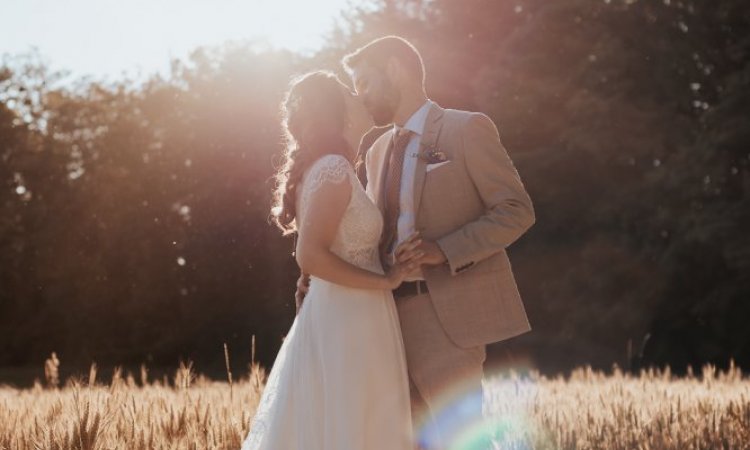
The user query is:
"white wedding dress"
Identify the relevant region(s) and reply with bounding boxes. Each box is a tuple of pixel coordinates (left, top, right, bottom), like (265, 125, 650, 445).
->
(241, 154, 413, 450)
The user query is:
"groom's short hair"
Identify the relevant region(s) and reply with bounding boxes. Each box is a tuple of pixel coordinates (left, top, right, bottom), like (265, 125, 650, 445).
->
(342, 36, 425, 86)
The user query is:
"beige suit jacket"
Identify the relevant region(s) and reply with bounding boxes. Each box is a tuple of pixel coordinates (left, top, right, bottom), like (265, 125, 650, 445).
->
(366, 102, 535, 348)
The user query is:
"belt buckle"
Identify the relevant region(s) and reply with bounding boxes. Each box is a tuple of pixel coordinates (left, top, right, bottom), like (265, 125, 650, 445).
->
(393, 280, 426, 300)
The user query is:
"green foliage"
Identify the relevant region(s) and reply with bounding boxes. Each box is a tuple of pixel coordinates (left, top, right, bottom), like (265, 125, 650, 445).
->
(0, 0, 747, 377)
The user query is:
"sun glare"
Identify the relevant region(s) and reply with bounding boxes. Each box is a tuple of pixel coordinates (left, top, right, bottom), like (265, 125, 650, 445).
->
(227, 0, 352, 50)
(4, 0, 355, 80)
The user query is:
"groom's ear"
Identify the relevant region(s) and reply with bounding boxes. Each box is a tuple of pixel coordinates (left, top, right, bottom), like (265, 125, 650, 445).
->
(385, 56, 403, 84)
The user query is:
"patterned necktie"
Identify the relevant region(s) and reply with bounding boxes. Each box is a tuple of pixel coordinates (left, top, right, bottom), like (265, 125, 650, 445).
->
(379, 127, 413, 267)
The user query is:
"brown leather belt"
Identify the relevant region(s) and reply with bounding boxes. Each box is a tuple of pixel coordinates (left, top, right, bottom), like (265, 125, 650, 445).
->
(392, 280, 428, 299)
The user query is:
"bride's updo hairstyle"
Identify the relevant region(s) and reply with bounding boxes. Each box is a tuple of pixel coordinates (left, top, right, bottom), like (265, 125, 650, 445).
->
(271, 71, 354, 235)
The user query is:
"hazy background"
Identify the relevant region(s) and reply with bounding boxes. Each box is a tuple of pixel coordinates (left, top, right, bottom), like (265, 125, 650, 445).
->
(1, 0, 748, 386)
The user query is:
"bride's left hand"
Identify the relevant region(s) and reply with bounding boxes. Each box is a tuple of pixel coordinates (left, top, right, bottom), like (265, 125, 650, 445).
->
(393, 232, 423, 266)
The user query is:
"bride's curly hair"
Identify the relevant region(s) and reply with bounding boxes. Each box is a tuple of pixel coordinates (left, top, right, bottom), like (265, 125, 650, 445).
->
(271, 71, 355, 235)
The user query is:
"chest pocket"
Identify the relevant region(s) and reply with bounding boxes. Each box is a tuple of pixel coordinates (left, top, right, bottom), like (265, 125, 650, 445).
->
(418, 159, 472, 232)
(423, 159, 466, 203)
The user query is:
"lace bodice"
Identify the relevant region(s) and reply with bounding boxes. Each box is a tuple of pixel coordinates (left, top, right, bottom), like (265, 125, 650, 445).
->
(297, 154, 384, 274)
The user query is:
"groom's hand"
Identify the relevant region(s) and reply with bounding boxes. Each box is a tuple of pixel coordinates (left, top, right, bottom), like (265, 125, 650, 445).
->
(409, 240, 447, 266)
(295, 272, 310, 315)
(395, 233, 447, 267)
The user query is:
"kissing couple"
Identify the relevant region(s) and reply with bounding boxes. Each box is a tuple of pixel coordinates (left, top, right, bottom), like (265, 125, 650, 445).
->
(242, 35, 535, 450)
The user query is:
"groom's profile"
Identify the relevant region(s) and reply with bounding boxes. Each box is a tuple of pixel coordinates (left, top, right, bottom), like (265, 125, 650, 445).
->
(299, 35, 535, 449)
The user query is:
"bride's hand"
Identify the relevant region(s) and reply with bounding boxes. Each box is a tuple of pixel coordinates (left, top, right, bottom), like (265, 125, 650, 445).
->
(393, 232, 422, 265)
(385, 259, 419, 290)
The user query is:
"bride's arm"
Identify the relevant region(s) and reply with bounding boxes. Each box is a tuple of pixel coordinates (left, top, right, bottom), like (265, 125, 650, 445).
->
(295, 174, 415, 291)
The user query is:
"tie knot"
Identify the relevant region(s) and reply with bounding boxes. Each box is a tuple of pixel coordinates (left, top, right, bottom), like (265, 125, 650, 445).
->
(395, 127, 411, 138)
(393, 128, 412, 148)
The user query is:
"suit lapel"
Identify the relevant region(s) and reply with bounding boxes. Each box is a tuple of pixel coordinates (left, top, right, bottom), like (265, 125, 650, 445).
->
(413, 103, 445, 219)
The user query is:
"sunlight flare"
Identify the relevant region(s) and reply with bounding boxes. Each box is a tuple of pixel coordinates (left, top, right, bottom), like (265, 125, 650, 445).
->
(3, 0, 355, 79)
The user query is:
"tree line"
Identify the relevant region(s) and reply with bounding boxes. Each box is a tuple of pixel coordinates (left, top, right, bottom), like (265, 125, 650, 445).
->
(1, 0, 748, 382)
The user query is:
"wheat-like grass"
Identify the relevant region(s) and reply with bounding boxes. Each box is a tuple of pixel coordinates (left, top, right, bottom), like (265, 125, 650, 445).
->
(483, 362, 750, 449)
(1, 355, 748, 449)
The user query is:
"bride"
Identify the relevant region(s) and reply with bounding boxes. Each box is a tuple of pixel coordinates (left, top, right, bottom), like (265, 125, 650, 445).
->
(241, 71, 421, 450)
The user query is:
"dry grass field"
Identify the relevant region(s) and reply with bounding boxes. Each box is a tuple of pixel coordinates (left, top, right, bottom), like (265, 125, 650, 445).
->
(1, 353, 749, 450)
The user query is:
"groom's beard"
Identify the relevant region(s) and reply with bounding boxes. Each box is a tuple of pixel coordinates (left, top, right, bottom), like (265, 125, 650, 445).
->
(370, 104, 396, 127)
(365, 86, 400, 127)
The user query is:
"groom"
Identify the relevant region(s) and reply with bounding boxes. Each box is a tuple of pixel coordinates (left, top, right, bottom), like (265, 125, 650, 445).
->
(300, 36, 535, 448)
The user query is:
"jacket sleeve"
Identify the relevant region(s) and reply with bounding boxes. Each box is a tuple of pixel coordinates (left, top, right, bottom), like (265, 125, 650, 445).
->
(436, 113, 535, 275)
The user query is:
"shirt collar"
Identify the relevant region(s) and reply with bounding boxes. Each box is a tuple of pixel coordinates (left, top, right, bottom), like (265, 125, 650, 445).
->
(394, 100, 433, 136)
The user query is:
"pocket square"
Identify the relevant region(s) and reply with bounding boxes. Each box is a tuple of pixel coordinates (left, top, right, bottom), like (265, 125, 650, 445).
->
(426, 160, 451, 172)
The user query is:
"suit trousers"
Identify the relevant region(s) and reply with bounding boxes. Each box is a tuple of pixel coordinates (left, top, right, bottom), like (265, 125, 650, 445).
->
(395, 292, 487, 450)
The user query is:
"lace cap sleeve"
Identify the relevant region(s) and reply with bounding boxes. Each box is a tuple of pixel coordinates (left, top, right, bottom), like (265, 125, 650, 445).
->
(297, 154, 354, 225)
(304, 154, 353, 194)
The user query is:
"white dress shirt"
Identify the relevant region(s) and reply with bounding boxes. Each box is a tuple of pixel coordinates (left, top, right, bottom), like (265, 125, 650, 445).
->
(391, 100, 433, 279)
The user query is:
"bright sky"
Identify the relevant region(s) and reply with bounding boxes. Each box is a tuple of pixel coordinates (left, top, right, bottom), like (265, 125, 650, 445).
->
(3, 0, 354, 82)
